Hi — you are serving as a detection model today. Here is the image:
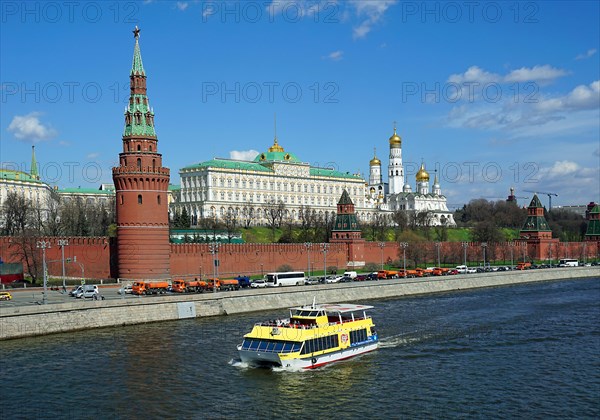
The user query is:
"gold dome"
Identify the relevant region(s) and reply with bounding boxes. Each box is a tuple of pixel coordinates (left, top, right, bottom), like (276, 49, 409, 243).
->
(389, 127, 402, 147)
(369, 148, 381, 166)
(416, 162, 430, 182)
(268, 138, 284, 152)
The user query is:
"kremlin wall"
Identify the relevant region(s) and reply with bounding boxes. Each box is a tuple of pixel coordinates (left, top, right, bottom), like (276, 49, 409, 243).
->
(0, 236, 598, 282)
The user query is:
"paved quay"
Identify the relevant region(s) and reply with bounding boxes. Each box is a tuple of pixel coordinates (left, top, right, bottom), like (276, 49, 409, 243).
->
(0, 267, 598, 340)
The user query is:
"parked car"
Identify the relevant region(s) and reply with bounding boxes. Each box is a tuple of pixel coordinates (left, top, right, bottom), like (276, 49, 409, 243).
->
(339, 276, 353, 283)
(251, 279, 267, 288)
(304, 277, 320, 285)
(355, 274, 369, 281)
(0, 291, 12, 301)
(325, 276, 343, 284)
(76, 285, 99, 299)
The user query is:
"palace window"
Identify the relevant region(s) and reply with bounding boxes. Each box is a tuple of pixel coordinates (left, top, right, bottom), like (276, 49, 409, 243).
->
(138, 194, 142, 204)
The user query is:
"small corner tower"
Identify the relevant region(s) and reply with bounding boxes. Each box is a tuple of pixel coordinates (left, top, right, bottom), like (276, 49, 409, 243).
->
(331, 190, 365, 268)
(112, 27, 171, 280)
(30, 145, 39, 180)
(519, 194, 558, 261)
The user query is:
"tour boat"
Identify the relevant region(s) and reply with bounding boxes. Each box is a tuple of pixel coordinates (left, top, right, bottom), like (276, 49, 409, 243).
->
(237, 301, 378, 369)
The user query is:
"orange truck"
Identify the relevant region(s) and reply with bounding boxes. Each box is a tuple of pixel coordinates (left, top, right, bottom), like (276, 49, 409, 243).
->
(516, 262, 532, 270)
(432, 267, 450, 276)
(205, 278, 240, 292)
(377, 270, 399, 279)
(172, 279, 207, 293)
(132, 281, 170, 295)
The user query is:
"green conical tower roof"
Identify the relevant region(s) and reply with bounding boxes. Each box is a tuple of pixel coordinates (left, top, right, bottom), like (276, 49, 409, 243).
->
(338, 189, 353, 205)
(123, 26, 155, 138)
(333, 190, 360, 231)
(30, 145, 39, 180)
(521, 194, 551, 232)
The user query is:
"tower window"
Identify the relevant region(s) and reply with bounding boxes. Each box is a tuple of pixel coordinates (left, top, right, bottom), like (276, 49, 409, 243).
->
(137, 158, 141, 169)
(138, 194, 143, 204)
(137, 145, 141, 151)
(157, 195, 161, 205)
(120, 195, 124, 205)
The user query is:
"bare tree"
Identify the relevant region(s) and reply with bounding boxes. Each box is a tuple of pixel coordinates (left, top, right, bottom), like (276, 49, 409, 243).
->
(223, 208, 239, 243)
(1, 191, 30, 235)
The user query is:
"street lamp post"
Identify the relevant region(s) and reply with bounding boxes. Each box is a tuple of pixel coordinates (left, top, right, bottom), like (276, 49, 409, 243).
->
(462, 241, 468, 267)
(481, 242, 487, 270)
(209, 242, 220, 293)
(36, 241, 51, 304)
(58, 239, 69, 293)
(509, 242, 514, 268)
(435, 242, 441, 268)
(321, 244, 329, 278)
(548, 242, 553, 265)
(400, 242, 408, 277)
(304, 242, 311, 277)
(378, 242, 385, 270)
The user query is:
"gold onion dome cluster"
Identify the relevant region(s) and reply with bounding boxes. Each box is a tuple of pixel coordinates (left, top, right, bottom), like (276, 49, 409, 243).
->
(388, 127, 402, 147)
(416, 162, 430, 182)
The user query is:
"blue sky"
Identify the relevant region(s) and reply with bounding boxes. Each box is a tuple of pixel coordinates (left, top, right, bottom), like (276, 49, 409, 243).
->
(1, 0, 599, 208)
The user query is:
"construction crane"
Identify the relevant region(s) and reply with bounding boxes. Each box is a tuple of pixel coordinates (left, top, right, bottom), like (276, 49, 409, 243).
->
(523, 190, 559, 211)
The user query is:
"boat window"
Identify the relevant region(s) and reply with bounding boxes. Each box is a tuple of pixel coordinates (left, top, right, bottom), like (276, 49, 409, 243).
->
(241, 339, 301, 353)
(300, 334, 339, 355)
(350, 329, 368, 344)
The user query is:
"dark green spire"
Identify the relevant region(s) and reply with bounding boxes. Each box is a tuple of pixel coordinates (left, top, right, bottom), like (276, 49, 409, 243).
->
(131, 26, 145, 76)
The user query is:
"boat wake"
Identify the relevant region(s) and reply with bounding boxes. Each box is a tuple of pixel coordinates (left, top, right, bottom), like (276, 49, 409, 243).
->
(228, 358, 250, 369)
(379, 332, 431, 349)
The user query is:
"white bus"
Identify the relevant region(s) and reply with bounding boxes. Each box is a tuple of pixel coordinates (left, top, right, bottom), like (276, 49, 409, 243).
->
(558, 259, 579, 267)
(265, 271, 306, 287)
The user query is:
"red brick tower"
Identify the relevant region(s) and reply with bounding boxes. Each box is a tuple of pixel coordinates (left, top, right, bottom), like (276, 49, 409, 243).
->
(112, 27, 170, 280)
(330, 190, 365, 268)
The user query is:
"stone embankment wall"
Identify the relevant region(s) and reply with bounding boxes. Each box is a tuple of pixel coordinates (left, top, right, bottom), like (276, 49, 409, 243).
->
(1, 267, 598, 340)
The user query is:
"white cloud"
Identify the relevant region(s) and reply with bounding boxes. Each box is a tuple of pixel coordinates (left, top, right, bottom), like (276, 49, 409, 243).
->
(349, 0, 397, 39)
(87, 152, 100, 159)
(59, 140, 70, 146)
(504, 65, 567, 84)
(448, 66, 501, 84)
(324, 50, 344, 61)
(575, 48, 597, 60)
(534, 80, 600, 112)
(176, 2, 188, 11)
(7, 112, 57, 142)
(230, 149, 259, 161)
(546, 160, 580, 177)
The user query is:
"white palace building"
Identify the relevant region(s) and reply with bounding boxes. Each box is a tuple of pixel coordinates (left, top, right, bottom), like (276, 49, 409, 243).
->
(176, 125, 455, 227)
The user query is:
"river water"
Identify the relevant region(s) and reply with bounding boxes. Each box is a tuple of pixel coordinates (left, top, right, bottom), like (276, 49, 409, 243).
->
(1, 278, 599, 419)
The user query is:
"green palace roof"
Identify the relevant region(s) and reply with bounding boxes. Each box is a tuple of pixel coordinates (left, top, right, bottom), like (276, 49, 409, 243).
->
(182, 159, 273, 173)
(168, 184, 181, 191)
(58, 187, 114, 195)
(0, 169, 44, 184)
(310, 167, 362, 180)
